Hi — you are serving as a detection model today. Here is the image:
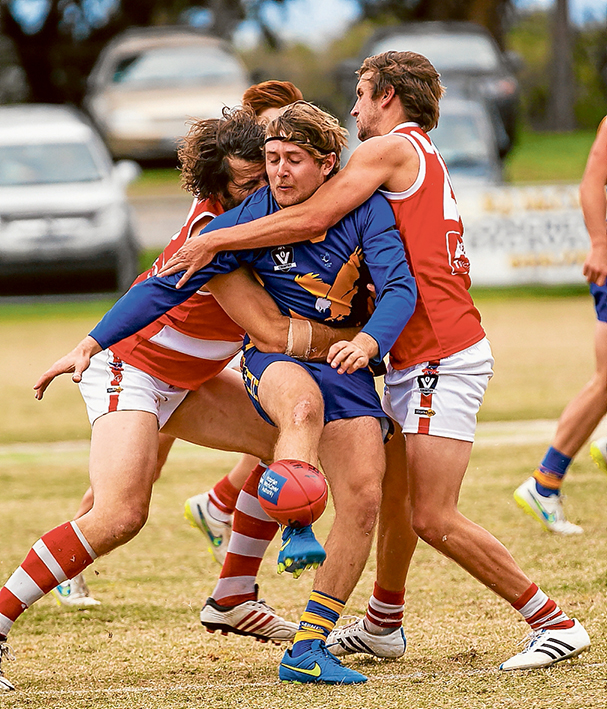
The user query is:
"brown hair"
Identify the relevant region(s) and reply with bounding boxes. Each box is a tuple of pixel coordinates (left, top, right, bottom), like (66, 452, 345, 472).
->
(265, 101, 348, 178)
(242, 80, 303, 116)
(358, 51, 444, 131)
(178, 106, 265, 201)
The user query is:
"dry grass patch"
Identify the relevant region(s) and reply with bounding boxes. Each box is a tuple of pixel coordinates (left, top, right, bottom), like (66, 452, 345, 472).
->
(1, 439, 606, 708)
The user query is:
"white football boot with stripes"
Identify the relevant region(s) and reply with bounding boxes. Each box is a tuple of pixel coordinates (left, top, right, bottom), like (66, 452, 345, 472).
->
(200, 590, 297, 644)
(326, 618, 406, 658)
(500, 619, 590, 671)
(0, 639, 15, 691)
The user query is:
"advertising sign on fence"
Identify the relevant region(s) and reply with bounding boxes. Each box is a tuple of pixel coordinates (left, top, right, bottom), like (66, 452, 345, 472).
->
(459, 184, 588, 286)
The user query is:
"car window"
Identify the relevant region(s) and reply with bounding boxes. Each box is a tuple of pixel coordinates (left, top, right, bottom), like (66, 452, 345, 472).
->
(432, 113, 490, 165)
(111, 45, 244, 87)
(370, 33, 500, 72)
(0, 142, 103, 186)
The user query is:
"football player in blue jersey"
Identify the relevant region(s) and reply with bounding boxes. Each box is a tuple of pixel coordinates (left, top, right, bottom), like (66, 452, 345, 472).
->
(37, 102, 417, 684)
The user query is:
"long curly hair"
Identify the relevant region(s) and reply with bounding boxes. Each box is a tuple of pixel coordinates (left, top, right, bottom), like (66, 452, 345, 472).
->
(178, 106, 265, 201)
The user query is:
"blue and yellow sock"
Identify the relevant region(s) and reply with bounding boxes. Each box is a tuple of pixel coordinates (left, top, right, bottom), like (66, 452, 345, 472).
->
(533, 446, 572, 496)
(291, 590, 345, 658)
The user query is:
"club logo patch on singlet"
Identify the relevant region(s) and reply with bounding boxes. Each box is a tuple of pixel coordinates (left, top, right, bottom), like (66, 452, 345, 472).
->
(446, 230, 471, 276)
(271, 245, 297, 272)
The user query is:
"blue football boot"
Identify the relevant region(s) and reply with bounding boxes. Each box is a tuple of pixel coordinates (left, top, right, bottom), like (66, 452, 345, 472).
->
(277, 525, 326, 579)
(279, 639, 367, 684)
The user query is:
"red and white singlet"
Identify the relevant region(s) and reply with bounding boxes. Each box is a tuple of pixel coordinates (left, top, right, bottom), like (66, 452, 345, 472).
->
(111, 197, 245, 390)
(380, 122, 485, 370)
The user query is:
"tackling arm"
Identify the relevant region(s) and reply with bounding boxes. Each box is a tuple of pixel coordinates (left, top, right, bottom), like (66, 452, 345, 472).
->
(157, 136, 416, 284)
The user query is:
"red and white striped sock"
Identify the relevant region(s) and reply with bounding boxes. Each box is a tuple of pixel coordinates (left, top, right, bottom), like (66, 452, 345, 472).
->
(364, 582, 405, 635)
(208, 474, 240, 518)
(513, 583, 574, 631)
(211, 464, 278, 606)
(0, 521, 96, 636)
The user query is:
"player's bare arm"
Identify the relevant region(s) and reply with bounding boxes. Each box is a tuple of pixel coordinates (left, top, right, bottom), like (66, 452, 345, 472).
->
(157, 135, 419, 286)
(34, 335, 102, 399)
(581, 117, 607, 286)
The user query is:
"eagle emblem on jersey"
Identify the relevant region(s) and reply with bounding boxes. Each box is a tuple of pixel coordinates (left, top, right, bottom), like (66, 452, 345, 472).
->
(446, 230, 470, 276)
(295, 248, 362, 321)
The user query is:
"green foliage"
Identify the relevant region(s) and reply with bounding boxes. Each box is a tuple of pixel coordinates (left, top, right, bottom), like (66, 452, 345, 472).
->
(507, 10, 607, 130)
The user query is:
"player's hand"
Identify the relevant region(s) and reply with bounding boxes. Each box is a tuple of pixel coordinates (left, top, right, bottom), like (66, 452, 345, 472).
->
(327, 332, 379, 374)
(33, 336, 101, 400)
(583, 244, 607, 286)
(157, 234, 216, 288)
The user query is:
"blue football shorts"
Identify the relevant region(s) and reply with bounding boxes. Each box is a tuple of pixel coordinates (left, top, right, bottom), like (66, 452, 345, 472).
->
(590, 282, 607, 322)
(240, 342, 387, 429)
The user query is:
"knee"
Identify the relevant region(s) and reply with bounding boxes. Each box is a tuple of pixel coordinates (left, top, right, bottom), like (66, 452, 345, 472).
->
(290, 396, 323, 429)
(336, 480, 381, 535)
(109, 503, 150, 545)
(410, 507, 452, 547)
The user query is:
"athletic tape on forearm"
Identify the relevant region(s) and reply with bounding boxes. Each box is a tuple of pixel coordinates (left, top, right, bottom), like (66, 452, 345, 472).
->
(285, 318, 312, 360)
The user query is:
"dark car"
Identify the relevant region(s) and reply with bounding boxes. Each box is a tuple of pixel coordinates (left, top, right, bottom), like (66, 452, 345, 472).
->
(339, 21, 520, 156)
(0, 104, 141, 294)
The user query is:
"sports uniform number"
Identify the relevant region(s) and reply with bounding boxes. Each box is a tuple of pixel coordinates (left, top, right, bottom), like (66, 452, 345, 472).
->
(410, 130, 459, 222)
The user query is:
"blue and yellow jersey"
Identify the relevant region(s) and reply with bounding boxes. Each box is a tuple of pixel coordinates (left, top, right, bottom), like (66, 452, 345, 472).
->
(90, 187, 417, 361)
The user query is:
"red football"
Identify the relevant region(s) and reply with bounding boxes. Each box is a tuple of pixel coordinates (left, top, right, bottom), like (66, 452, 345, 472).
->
(257, 459, 328, 527)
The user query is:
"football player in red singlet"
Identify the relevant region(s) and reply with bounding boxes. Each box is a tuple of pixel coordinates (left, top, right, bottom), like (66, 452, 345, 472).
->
(50, 82, 306, 610)
(158, 52, 590, 672)
(515, 116, 607, 533)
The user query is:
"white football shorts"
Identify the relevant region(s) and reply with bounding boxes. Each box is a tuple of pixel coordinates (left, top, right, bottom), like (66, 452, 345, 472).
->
(79, 349, 189, 428)
(382, 337, 494, 442)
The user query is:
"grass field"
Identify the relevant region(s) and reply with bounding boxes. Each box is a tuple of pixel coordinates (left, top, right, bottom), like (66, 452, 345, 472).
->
(503, 129, 597, 184)
(0, 293, 606, 706)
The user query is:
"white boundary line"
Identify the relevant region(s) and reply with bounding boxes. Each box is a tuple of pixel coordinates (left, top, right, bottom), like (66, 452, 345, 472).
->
(4, 418, 607, 457)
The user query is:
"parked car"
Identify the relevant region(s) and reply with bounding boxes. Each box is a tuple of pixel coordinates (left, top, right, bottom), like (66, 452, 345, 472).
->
(342, 97, 503, 190)
(0, 104, 140, 294)
(84, 27, 249, 162)
(339, 21, 520, 156)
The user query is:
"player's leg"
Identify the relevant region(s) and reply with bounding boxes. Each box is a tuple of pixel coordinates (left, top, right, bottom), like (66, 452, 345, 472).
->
(0, 408, 160, 693)
(279, 415, 384, 685)
(162, 367, 275, 458)
(405, 432, 590, 670)
(516, 319, 607, 534)
(199, 461, 298, 644)
(255, 359, 328, 573)
(165, 368, 296, 642)
(54, 432, 176, 609)
(328, 428, 416, 659)
(256, 360, 324, 464)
